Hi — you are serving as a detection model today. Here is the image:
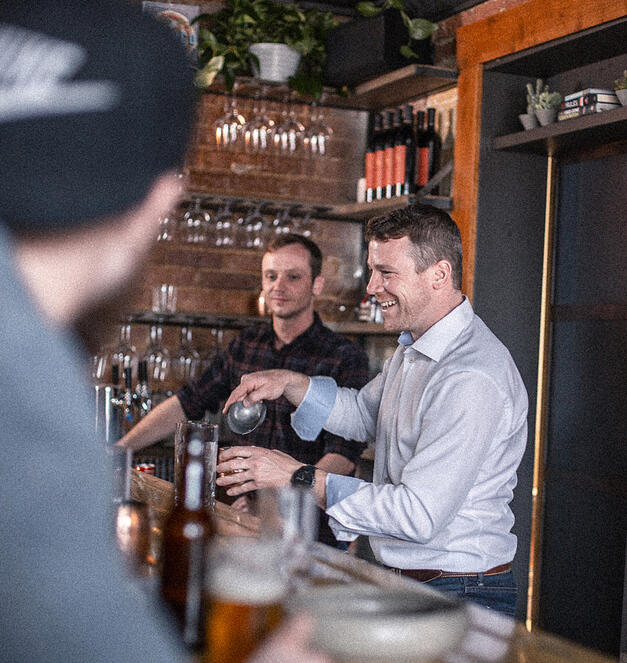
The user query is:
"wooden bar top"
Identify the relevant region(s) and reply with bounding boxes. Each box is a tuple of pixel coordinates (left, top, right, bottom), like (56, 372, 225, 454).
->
(130, 471, 616, 663)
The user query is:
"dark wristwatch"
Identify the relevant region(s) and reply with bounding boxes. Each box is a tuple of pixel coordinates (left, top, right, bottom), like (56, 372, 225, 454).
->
(291, 464, 316, 488)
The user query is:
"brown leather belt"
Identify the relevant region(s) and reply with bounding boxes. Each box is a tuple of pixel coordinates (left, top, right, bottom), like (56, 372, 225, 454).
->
(395, 562, 512, 583)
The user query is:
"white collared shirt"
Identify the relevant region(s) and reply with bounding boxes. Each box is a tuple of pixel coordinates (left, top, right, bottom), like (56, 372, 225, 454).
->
(292, 297, 528, 571)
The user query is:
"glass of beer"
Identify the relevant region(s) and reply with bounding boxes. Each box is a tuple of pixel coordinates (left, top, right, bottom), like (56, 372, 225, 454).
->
(258, 485, 318, 583)
(174, 421, 219, 509)
(204, 536, 287, 663)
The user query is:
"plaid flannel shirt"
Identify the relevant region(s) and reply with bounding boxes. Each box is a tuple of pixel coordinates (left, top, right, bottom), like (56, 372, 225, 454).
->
(177, 313, 370, 466)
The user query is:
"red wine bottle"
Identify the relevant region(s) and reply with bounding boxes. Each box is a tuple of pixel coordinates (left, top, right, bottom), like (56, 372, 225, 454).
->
(365, 115, 378, 203)
(373, 113, 385, 201)
(395, 105, 415, 197)
(383, 110, 395, 199)
(417, 107, 441, 194)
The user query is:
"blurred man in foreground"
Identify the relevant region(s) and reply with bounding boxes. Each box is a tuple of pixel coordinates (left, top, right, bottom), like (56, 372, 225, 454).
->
(0, 2, 330, 661)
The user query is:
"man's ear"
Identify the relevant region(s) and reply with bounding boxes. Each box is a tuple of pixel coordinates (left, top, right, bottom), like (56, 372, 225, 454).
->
(312, 275, 325, 296)
(432, 260, 452, 290)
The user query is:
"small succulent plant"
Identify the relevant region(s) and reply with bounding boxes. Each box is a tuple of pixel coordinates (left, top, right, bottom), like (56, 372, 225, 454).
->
(525, 78, 544, 114)
(536, 89, 562, 110)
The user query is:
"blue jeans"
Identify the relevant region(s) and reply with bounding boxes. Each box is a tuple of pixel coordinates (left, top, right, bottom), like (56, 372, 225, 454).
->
(425, 571, 517, 617)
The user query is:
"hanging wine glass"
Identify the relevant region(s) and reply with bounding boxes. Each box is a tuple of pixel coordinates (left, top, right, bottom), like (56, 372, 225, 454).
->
(143, 325, 170, 397)
(276, 92, 304, 155)
(214, 200, 235, 248)
(112, 324, 138, 380)
(242, 202, 267, 249)
(181, 198, 211, 244)
(91, 346, 111, 384)
(213, 82, 246, 151)
(294, 210, 314, 239)
(242, 87, 275, 154)
(305, 98, 333, 158)
(173, 326, 201, 383)
(157, 209, 178, 242)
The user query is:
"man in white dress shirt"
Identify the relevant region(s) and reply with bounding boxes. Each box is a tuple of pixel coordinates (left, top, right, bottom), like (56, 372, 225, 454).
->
(218, 204, 529, 616)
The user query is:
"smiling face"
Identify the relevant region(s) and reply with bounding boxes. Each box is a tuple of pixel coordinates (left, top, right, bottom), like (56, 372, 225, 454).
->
(366, 236, 444, 340)
(261, 243, 324, 322)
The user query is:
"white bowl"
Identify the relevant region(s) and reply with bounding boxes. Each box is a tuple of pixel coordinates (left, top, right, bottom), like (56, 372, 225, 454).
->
(287, 583, 469, 662)
(249, 43, 301, 83)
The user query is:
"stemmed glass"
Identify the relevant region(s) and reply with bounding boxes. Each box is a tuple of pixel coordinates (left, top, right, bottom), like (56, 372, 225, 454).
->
(143, 325, 170, 398)
(293, 210, 314, 239)
(181, 198, 211, 245)
(200, 327, 224, 373)
(243, 202, 267, 249)
(305, 99, 333, 158)
(242, 87, 274, 154)
(112, 324, 138, 381)
(213, 200, 235, 247)
(213, 82, 246, 151)
(173, 326, 201, 383)
(157, 209, 178, 242)
(276, 93, 304, 155)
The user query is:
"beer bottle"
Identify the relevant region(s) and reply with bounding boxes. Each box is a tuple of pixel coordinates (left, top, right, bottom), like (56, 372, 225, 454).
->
(160, 433, 215, 652)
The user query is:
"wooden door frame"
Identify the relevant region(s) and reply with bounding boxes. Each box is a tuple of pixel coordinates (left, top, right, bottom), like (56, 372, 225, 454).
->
(452, 0, 625, 298)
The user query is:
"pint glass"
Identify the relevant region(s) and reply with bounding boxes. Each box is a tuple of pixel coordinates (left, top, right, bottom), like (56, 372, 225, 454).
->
(204, 537, 287, 663)
(174, 421, 218, 508)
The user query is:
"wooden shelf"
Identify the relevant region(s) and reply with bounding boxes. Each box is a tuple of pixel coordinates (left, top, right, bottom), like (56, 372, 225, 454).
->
(203, 64, 457, 111)
(493, 105, 627, 156)
(127, 312, 396, 336)
(184, 190, 452, 221)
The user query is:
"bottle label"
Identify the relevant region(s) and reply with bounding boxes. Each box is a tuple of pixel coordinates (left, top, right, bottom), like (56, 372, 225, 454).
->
(417, 146, 430, 188)
(393, 145, 406, 187)
(365, 151, 375, 190)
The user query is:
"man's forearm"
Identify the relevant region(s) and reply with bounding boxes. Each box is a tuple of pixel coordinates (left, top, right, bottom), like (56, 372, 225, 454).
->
(116, 395, 185, 451)
(315, 452, 355, 476)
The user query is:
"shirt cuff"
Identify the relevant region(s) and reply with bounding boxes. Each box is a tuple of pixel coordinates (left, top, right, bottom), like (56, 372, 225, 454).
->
(290, 376, 337, 441)
(324, 474, 364, 542)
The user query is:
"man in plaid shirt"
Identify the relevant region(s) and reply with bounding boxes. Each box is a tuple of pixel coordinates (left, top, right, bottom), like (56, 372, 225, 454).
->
(119, 234, 369, 543)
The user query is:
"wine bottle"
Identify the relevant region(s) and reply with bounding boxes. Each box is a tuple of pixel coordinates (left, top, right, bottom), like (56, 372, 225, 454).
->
(417, 107, 441, 194)
(364, 115, 377, 203)
(414, 110, 425, 191)
(383, 110, 395, 199)
(160, 433, 215, 652)
(121, 366, 135, 433)
(439, 107, 455, 198)
(373, 113, 384, 201)
(395, 105, 415, 197)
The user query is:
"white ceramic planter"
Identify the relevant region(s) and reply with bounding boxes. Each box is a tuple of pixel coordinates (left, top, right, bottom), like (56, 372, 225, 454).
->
(535, 108, 557, 126)
(519, 113, 538, 130)
(615, 89, 627, 106)
(249, 43, 301, 83)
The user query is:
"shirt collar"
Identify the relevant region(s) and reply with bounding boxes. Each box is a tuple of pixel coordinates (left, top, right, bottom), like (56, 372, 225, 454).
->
(398, 296, 473, 361)
(266, 311, 323, 348)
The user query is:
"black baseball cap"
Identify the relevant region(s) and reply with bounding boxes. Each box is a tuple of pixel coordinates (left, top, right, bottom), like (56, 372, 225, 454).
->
(0, 0, 197, 232)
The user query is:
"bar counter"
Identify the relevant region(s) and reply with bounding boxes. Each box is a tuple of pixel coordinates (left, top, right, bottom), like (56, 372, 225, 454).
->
(131, 471, 615, 663)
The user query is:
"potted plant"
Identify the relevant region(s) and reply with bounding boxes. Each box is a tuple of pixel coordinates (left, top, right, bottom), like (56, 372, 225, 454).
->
(194, 0, 337, 99)
(519, 79, 541, 130)
(614, 69, 627, 106)
(534, 87, 562, 126)
(324, 0, 435, 88)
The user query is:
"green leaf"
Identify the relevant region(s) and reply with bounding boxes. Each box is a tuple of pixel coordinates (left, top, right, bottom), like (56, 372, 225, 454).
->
(356, 2, 382, 18)
(400, 44, 417, 59)
(407, 18, 435, 40)
(195, 56, 224, 88)
(387, 0, 404, 10)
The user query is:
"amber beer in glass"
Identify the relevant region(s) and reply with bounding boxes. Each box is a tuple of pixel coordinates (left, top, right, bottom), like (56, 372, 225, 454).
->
(161, 431, 215, 652)
(204, 537, 287, 663)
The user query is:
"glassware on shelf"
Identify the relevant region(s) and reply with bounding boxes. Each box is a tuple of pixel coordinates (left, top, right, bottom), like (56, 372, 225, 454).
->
(269, 207, 294, 241)
(157, 209, 178, 242)
(200, 327, 223, 373)
(243, 202, 267, 250)
(151, 284, 178, 315)
(293, 210, 314, 239)
(173, 326, 201, 383)
(305, 98, 333, 158)
(214, 200, 235, 248)
(91, 347, 111, 384)
(143, 325, 170, 395)
(276, 93, 304, 155)
(181, 198, 211, 245)
(112, 324, 138, 379)
(213, 82, 246, 151)
(242, 88, 275, 154)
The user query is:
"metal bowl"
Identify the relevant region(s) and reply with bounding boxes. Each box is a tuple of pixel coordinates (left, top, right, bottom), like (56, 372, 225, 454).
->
(226, 400, 267, 435)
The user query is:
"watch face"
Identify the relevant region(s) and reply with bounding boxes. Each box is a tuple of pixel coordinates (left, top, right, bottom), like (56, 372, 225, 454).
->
(292, 465, 315, 487)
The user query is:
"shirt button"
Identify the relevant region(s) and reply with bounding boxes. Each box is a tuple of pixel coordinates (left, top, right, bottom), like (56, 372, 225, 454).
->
(408, 358, 415, 363)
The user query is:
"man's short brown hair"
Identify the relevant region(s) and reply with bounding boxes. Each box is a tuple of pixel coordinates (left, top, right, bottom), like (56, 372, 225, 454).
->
(365, 204, 463, 290)
(265, 233, 323, 280)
